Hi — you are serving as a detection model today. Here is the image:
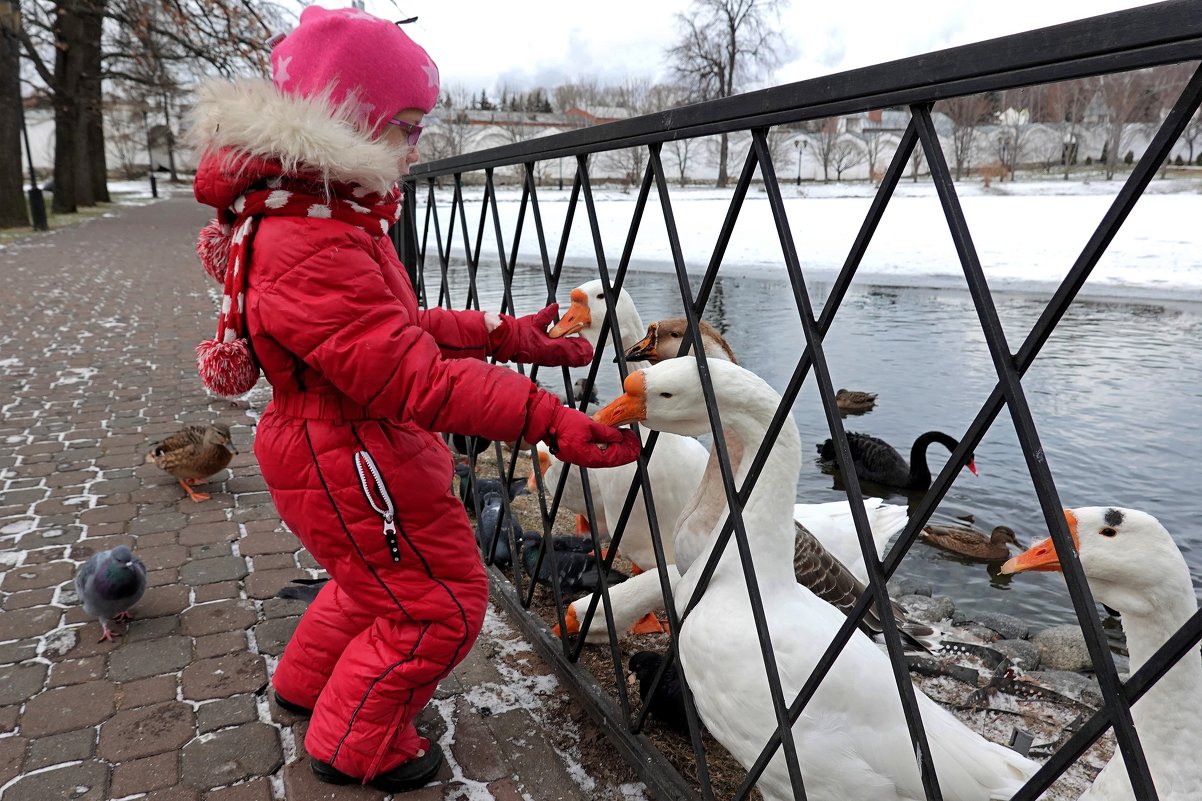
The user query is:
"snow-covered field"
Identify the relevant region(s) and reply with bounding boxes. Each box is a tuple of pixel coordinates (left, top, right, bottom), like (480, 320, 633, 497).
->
(432, 176, 1202, 304)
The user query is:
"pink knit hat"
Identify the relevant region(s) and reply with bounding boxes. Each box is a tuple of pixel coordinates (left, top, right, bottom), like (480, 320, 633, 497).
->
(270, 6, 440, 135)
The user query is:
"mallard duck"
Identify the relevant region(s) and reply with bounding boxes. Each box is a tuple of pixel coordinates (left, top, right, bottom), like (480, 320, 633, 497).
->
(145, 422, 237, 502)
(921, 523, 1018, 562)
(817, 430, 978, 491)
(835, 388, 877, 414)
(1003, 507, 1202, 800)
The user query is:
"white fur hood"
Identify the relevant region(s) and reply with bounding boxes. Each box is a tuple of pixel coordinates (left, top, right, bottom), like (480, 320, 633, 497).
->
(188, 78, 407, 196)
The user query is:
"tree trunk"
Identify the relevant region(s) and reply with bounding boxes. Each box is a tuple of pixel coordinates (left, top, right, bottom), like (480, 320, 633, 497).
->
(51, 0, 85, 213)
(717, 132, 729, 188)
(83, 1, 108, 203)
(0, 0, 30, 228)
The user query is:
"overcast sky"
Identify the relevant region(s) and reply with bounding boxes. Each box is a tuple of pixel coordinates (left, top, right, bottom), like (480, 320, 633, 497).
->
(312, 0, 1163, 96)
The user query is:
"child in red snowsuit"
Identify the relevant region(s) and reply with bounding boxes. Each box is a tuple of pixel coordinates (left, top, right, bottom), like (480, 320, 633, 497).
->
(189, 6, 640, 792)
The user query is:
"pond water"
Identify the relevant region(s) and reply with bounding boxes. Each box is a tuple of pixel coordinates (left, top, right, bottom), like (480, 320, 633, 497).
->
(436, 259, 1202, 632)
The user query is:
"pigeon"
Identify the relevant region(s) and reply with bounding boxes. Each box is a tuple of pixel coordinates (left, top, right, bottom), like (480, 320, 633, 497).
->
(449, 432, 492, 458)
(476, 492, 523, 567)
(520, 531, 628, 592)
(628, 651, 690, 737)
(274, 577, 330, 604)
(455, 463, 526, 512)
(74, 545, 147, 642)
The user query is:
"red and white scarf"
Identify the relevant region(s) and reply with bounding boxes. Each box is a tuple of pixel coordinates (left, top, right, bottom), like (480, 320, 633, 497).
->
(194, 176, 402, 396)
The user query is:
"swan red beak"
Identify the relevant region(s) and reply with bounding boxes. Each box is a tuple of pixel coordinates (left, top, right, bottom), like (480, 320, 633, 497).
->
(624, 324, 659, 363)
(967, 458, 978, 476)
(547, 288, 591, 338)
(1000, 509, 1079, 574)
(592, 372, 647, 427)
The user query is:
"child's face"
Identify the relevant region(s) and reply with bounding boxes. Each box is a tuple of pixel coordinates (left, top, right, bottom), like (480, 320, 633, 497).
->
(383, 108, 424, 177)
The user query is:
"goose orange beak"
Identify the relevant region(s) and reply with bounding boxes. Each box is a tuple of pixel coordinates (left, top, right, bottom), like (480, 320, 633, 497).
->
(552, 605, 580, 637)
(527, 449, 552, 493)
(624, 324, 658, 363)
(547, 288, 591, 338)
(592, 372, 647, 427)
(1000, 509, 1079, 574)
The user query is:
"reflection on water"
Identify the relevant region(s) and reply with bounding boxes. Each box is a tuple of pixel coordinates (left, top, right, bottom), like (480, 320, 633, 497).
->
(438, 259, 1202, 631)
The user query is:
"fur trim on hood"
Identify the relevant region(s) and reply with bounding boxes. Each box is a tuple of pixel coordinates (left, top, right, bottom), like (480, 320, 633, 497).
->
(187, 78, 408, 196)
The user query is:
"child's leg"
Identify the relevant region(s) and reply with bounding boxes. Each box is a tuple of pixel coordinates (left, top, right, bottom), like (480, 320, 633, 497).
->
(271, 579, 374, 710)
(302, 591, 486, 780)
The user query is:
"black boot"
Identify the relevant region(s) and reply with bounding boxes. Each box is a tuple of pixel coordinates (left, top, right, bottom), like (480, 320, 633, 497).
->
(272, 692, 312, 717)
(311, 743, 445, 793)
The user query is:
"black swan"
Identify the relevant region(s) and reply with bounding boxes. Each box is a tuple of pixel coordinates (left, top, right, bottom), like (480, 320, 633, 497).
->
(816, 431, 977, 490)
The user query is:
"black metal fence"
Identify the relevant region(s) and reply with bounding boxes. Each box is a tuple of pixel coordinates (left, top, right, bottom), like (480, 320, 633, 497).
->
(396, 3, 1202, 798)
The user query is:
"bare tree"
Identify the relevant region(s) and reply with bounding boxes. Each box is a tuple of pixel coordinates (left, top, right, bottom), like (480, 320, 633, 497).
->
(553, 79, 605, 113)
(1181, 105, 1202, 164)
(0, 0, 29, 227)
(667, 0, 784, 187)
(829, 136, 865, 181)
(1096, 69, 1155, 179)
(860, 128, 892, 183)
(940, 93, 991, 180)
(995, 89, 1034, 180)
(1043, 76, 1095, 179)
(805, 117, 840, 181)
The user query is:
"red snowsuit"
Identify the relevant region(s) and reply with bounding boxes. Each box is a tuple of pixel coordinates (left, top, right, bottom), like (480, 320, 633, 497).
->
(194, 151, 543, 779)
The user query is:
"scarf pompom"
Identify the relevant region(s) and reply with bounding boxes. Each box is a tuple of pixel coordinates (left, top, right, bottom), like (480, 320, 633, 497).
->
(197, 219, 232, 283)
(196, 338, 260, 396)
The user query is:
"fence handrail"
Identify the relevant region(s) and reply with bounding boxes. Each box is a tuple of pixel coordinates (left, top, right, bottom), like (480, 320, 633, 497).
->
(410, 0, 1202, 178)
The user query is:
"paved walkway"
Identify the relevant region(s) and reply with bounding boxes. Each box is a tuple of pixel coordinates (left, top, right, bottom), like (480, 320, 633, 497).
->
(0, 196, 646, 800)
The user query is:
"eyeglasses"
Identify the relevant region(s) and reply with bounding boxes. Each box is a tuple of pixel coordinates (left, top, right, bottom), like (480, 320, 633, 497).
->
(386, 118, 423, 147)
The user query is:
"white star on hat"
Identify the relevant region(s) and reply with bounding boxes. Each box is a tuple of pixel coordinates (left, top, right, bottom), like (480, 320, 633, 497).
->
(275, 55, 292, 85)
(422, 59, 439, 89)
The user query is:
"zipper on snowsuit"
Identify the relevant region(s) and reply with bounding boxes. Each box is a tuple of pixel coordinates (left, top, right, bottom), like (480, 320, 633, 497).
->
(353, 450, 401, 563)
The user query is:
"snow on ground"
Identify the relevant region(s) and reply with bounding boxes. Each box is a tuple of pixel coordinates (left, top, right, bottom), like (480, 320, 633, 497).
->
(432, 176, 1202, 303)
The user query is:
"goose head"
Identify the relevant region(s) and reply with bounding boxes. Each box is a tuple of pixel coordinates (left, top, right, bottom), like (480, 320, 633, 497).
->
(624, 317, 738, 365)
(546, 280, 644, 351)
(1001, 506, 1188, 617)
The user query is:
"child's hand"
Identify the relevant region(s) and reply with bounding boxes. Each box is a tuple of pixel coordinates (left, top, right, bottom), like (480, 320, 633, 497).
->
(543, 406, 640, 469)
(488, 305, 593, 367)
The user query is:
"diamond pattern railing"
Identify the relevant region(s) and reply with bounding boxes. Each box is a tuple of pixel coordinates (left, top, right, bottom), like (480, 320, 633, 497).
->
(393, 3, 1202, 799)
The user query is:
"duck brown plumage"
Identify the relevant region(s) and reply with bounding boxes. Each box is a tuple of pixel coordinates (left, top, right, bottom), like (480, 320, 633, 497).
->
(835, 388, 877, 414)
(920, 524, 1018, 562)
(145, 423, 238, 502)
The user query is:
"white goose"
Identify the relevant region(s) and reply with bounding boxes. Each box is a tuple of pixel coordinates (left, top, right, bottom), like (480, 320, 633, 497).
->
(626, 317, 908, 584)
(595, 359, 1036, 801)
(1002, 507, 1202, 800)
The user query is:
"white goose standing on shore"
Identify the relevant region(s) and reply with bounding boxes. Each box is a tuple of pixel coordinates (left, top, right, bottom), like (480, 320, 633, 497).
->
(595, 359, 1036, 801)
(1002, 507, 1202, 800)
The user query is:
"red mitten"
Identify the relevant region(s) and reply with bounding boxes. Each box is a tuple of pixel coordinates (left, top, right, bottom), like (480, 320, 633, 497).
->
(489, 304, 593, 367)
(523, 388, 640, 469)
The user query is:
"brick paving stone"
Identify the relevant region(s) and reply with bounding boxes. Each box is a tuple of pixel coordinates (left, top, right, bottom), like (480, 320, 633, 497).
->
(0, 605, 60, 640)
(1, 760, 110, 801)
(110, 750, 180, 796)
(0, 735, 26, 785)
(182, 652, 268, 700)
(130, 511, 191, 536)
(487, 778, 529, 801)
(195, 630, 250, 659)
(138, 530, 180, 548)
(109, 635, 192, 682)
(281, 759, 391, 800)
(79, 503, 138, 526)
(448, 695, 509, 783)
(192, 541, 233, 559)
(180, 721, 283, 789)
(249, 552, 297, 572)
(244, 568, 309, 600)
(0, 705, 14, 734)
(116, 674, 179, 710)
(197, 694, 259, 734)
(0, 663, 46, 705)
(20, 681, 116, 737)
(0, 560, 74, 592)
(21, 546, 70, 565)
(0, 639, 39, 665)
(179, 521, 240, 546)
(138, 543, 190, 570)
(238, 530, 297, 556)
(181, 600, 257, 637)
(25, 728, 96, 770)
(204, 778, 275, 801)
(143, 785, 202, 801)
(49, 655, 106, 687)
(252, 616, 299, 656)
(262, 597, 309, 619)
(193, 581, 243, 602)
(126, 614, 181, 641)
(180, 555, 249, 585)
(98, 700, 195, 761)
(133, 583, 191, 618)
